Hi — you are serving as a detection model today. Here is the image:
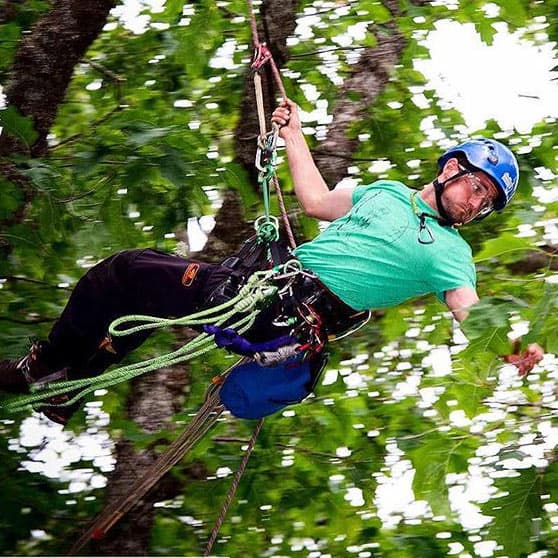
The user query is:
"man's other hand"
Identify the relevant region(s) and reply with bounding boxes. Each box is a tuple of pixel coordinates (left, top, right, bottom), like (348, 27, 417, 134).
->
(503, 342, 544, 377)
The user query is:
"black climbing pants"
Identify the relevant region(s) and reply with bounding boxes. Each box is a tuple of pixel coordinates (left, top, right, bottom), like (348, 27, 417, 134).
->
(42, 249, 232, 378)
(40, 248, 364, 381)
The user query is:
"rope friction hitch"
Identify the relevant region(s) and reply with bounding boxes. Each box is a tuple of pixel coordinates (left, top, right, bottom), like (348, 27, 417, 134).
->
(251, 42, 273, 71)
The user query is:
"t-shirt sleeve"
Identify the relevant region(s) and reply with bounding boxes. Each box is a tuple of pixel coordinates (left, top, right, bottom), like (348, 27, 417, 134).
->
(431, 246, 477, 303)
(352, 183, 379, 205)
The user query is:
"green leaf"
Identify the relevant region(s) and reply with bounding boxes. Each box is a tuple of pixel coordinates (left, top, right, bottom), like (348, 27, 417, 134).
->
(408, 432, 471, 516)
(475, 232, 535, 264)
(0, 22, 21, 76)
(123, 121, 174, 147)
(543, 461, 558, 505)
(0, 106, 38, 147)
(482, 467, 542, 558)
(524, 283, 558, 353)
(461, 296, 528, 343)
(499, 0, 529, 28)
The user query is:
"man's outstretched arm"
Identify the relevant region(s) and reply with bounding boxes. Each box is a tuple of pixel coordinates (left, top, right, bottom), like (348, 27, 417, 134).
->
(445, 286, 479, 322)
(272, 99, 353, 221)
(445, 286, 544, 375)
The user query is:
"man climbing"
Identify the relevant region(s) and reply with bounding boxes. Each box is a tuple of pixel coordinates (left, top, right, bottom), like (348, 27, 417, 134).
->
(0, 98, 543, 424)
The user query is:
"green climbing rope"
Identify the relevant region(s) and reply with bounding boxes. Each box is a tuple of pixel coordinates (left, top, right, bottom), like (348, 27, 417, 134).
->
(1, 269, 278, 414)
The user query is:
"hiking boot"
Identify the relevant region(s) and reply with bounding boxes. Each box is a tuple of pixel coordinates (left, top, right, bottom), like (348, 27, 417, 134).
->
(40, 395, 81, 426)
(0, 357, 29, 393)
(1, 340, 77, 426)
(0, 340, 53, 393)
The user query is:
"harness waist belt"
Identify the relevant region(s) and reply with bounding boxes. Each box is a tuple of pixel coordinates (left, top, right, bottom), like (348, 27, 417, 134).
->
(288, 270, 370, 338)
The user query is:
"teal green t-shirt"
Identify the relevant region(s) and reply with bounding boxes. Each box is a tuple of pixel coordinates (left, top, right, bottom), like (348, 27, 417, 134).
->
(293, 180, 476, 311)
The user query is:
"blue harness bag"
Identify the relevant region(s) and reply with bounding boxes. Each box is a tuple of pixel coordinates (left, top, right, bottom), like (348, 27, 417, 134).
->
(220, 350, 328, 419)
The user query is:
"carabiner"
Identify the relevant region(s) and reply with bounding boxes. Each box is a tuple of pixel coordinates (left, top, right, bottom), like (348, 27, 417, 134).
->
(255, 130, 278, 171)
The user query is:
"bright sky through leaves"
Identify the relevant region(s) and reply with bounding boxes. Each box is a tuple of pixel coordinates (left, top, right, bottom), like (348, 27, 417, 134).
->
(416, 19, 558, 133)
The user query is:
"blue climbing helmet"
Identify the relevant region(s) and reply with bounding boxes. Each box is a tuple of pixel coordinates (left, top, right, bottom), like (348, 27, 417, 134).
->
(437, 138, 519, 210)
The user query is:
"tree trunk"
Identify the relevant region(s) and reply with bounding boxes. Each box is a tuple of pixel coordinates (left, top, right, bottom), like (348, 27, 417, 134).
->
(0, 0, 117, 157)
(94, 362, 197, 556)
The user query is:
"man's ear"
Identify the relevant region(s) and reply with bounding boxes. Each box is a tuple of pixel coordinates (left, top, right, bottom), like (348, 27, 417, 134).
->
(439, 157, 460, 181)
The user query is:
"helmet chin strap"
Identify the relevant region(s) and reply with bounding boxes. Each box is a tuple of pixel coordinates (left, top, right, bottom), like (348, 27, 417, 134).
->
(432, 178, 455, 226)
(432, 168, 470, 227)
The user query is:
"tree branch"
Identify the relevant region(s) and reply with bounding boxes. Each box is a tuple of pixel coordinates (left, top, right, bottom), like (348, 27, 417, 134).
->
(313, 25, 406, 186)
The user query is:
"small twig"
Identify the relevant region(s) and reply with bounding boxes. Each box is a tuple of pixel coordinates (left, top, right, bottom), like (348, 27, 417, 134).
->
(311, 148, 380, 162)
(290, 45, 366, 59)
(2, 275, 72, 290)
(82, 57, 125, 84)
(212, 436, 251, 444)
(275, 442, 342, 460)
(296, 1, 360, 18)
(518, 94, 540, 100)
(213, 436, 363, 461)
(0, 316, 56, 325)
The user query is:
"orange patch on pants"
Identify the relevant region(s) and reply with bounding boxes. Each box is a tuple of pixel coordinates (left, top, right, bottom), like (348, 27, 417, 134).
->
(181, 263, 200, 287)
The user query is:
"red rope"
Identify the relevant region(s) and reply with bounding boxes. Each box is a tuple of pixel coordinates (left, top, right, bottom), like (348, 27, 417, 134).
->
(247, 0, 288, 100)
(247, 0, 260, 49)
(247, 0, 296, 248)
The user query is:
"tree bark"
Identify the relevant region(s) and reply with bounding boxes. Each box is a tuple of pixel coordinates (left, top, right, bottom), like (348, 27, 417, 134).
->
(313, 27, 406, 187)
(0, 0, 117, 157)
(507, 245, 558, 274)
(94, 362, 201, 556)
(315, 0, 430, 186)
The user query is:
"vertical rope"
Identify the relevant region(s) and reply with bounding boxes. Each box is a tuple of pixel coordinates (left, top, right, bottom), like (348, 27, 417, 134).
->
(247, 0, 287, 98)
(273, 174, 296, 249)
(254, 72, 268, 138)
(203, 418, 264, 556)
(247, 0, 260, 48)
(203, 3, 299, 553)
(247, 1, 296, 249)
(269, 57, 287, 100)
